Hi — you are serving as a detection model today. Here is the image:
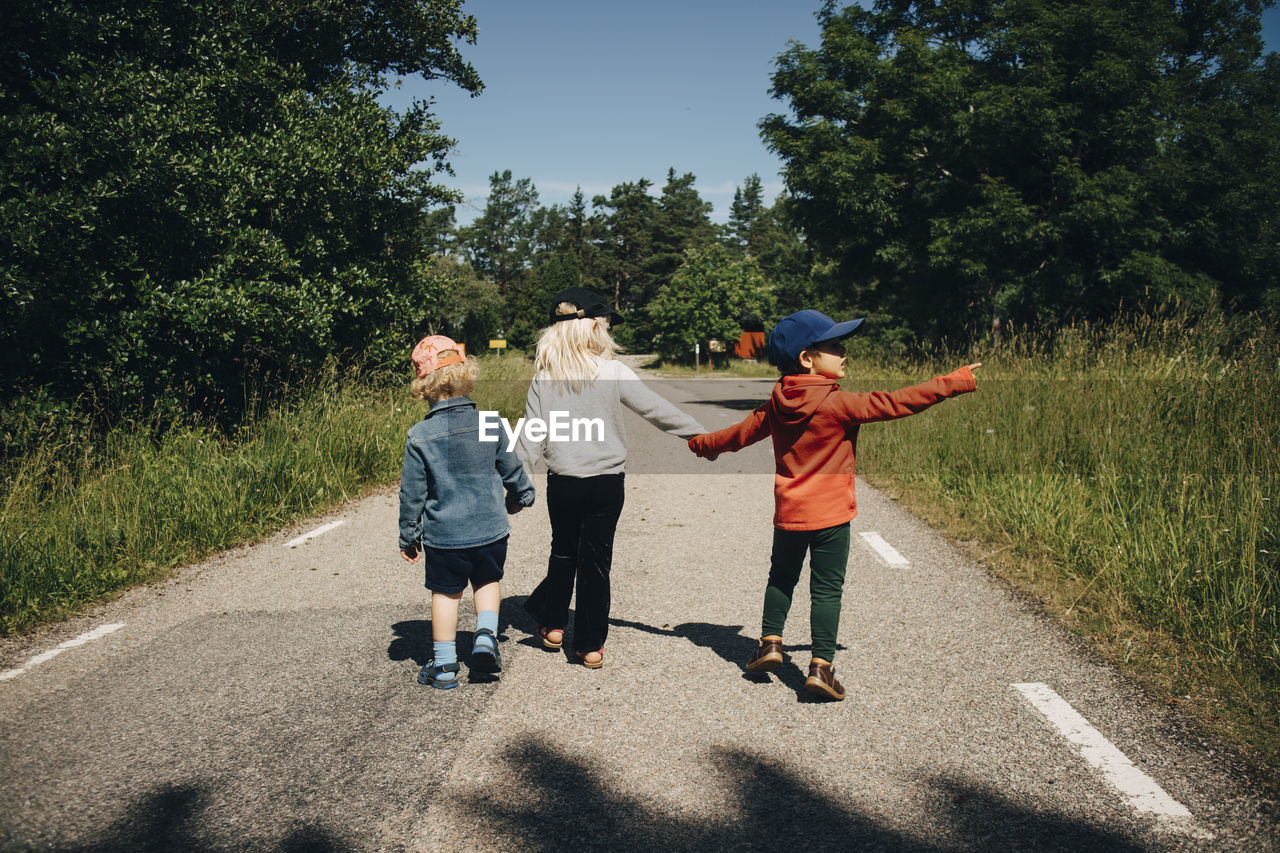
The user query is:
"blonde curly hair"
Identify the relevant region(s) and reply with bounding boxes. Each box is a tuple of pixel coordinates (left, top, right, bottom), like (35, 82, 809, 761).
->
(410, 353, 479, 403)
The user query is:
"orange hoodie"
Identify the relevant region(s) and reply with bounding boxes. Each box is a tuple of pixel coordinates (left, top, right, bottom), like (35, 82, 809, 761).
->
(688, 366, 976, 530)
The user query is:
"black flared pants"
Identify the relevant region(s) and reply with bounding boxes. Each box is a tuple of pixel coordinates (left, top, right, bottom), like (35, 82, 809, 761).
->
(524, 473, 625, 653)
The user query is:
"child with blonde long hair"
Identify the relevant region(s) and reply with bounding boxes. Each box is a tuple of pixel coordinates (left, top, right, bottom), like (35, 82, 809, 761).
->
(517, 287, 705, 668)
(399, 335, 535, 689)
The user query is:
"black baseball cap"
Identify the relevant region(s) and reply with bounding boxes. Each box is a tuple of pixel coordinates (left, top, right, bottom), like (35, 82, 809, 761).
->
(549, 287, 624, 324)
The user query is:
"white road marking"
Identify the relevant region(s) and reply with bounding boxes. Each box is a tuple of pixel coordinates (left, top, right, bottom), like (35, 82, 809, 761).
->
(284, 520, 346, 548)
(0, 622, 126, 681)
(858, 531, 909, 566)
(1012, 682, 1193, 820)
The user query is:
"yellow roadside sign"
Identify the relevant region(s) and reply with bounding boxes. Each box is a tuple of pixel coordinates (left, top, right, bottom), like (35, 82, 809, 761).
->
(489, 339, 507, 349)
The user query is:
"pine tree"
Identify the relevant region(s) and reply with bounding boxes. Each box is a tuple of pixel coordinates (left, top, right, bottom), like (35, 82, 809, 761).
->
(461, 170, 540, 298)
(592, 179, 658, 335)
(728, 174, 766, 256)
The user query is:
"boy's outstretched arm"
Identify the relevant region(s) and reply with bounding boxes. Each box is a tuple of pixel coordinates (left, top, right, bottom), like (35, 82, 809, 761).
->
(835, 364, 980, 424)
(688, 405, 770, 458)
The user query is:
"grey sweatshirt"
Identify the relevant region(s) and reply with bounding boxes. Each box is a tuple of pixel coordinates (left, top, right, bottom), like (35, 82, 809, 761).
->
(517, 357, 705, 476)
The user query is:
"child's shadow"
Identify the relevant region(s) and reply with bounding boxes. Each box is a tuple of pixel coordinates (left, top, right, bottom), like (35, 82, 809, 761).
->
(388, 620, 503, 684)
(608, 617, 847, 703)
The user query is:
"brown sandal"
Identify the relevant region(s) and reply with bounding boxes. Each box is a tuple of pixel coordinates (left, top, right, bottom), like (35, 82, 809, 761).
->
(538, 625, 563, 650)
(576, 648, 604, 669)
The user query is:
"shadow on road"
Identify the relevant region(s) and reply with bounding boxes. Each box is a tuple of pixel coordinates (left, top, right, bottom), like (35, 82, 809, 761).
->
(55, 744, 1148, 852)
(60, 783, 353, 852)
(608, 616, 753, 664)
(609, 616, 849, 703)
(462, 733, 1146, 852)
(688, 396, 768, 411)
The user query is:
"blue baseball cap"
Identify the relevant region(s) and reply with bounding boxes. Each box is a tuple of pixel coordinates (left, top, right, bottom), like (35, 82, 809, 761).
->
(767, 309, 865, 370)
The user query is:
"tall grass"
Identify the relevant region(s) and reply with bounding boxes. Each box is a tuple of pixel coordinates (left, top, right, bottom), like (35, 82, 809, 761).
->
(0, 354, 533, 634)
(850, 313, 1279, 737)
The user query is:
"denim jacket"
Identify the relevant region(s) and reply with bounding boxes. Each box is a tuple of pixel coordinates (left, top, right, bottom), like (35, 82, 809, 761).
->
(398, 397, 536, 550)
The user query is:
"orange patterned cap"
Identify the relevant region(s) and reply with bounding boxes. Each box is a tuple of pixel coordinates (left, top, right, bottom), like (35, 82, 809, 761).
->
(411, 335, 465, 378)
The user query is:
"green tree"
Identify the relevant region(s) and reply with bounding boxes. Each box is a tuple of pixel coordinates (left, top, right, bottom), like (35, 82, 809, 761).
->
(752, 193, 818, 318)
(460, 170, 539, 297)
(728, 173, 767, 256)
(592, 179, 658, 345)
(1156, 3, 1280, 316)
(0, 0, 481, 422)
(507, 251, 582, 350)
(426, 256, 503, 358)
(419, 207, 459, 258)
(649, 245, 774, 363)
(529, 204, 571, 259)
(762, 0, 1278, 340)
(567, 187, 606, 292)
(639, 169, 717, 347)
(568, 188, 590, 259)
(650, 169, 716, 278)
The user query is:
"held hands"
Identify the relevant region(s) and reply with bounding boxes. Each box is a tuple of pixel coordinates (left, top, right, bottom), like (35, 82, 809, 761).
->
(688, 435, 718, 462)
(505, 492, 525, 515)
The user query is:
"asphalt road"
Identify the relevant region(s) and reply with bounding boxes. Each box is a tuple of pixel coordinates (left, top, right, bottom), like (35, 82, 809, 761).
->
(1, 361, 1276, 851)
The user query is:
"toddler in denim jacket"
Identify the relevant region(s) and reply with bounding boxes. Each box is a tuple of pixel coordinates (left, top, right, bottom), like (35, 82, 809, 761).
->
(398, 335, 535, 689)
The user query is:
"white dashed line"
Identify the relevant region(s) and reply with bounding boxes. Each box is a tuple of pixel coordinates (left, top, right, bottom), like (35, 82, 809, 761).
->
(0, 623, 126, 682)
(283, 520, 346, 548)
(1012, 682, 1193, 821)
(858, 531, 909, 566)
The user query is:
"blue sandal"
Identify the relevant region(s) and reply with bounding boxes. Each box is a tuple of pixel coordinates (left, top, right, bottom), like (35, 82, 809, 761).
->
(471, 628, 502, 673)
(417, 659, 461, 689)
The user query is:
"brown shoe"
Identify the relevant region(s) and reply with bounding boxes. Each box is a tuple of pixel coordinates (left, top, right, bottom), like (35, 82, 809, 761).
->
(805, 658, 846, 700)
(744, 636, 784, 673)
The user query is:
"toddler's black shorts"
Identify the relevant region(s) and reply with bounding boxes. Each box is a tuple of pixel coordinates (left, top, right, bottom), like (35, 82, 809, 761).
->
(422, 535, 508, 594)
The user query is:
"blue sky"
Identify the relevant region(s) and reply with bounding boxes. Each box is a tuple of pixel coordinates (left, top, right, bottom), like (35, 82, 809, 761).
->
(382, 2, 1280, 226)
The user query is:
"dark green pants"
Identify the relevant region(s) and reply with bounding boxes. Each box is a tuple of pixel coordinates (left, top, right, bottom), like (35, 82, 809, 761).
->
(762, 522, 851, 662)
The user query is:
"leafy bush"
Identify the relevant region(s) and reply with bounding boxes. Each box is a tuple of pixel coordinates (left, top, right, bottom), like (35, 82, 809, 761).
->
(0, 0, 481, 429)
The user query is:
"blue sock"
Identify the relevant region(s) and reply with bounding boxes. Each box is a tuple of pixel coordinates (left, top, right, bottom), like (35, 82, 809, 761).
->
(474, 610, 499, 654)
(432, 640, 457, 682)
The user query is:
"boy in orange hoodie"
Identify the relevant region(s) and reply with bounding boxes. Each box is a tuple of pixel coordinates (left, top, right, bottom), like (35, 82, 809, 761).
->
(688, 310, 979, 700)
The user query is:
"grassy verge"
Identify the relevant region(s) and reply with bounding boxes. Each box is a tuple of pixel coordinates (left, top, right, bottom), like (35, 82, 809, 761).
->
(0, 354, 533, 635)
(845, 314, 1279, 773)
